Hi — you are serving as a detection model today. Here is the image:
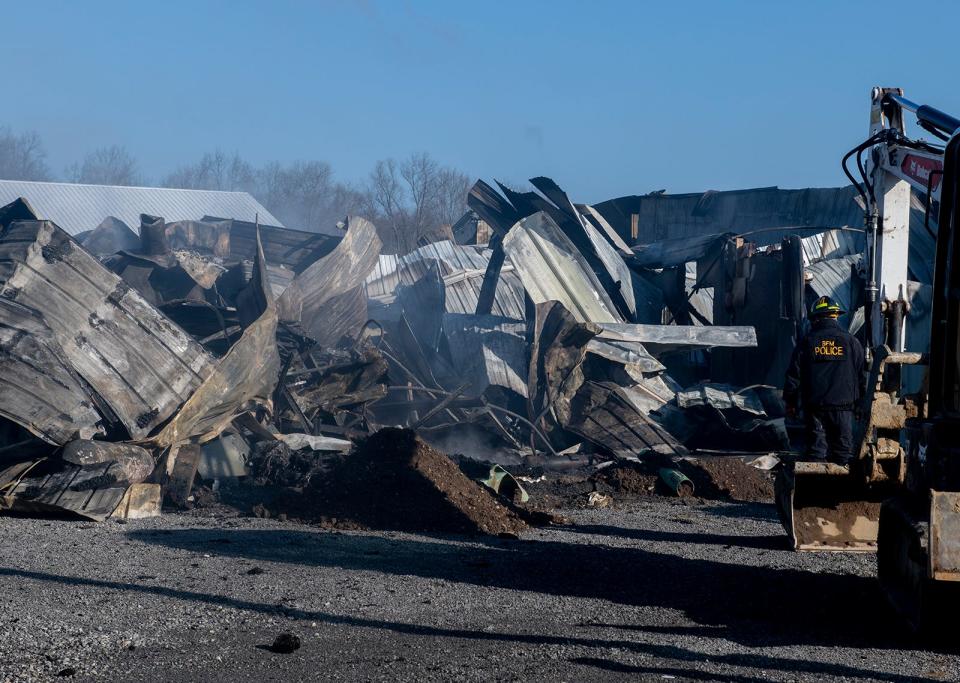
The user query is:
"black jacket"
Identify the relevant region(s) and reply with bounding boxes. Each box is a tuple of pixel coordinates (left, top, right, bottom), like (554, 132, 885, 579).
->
(784, 318, 865, 409)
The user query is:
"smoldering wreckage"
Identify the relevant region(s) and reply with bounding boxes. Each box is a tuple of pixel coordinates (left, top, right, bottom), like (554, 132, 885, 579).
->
(0, 176, 897, 534)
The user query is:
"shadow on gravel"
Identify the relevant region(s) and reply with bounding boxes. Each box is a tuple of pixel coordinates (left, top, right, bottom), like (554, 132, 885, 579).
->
(572, 656, 779, 682)
(570, 655, 890, 683)
(698, 503, 780, 522)
(113, 526, 918, 653)
(562, 524, 788, 550)
(0, 551, 938, 683)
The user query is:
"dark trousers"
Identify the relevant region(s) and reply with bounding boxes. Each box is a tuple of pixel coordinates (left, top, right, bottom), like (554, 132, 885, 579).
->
(804, 407, 854, 463)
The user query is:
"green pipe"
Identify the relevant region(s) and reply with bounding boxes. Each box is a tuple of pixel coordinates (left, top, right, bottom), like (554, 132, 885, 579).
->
(658, 467, 694, 497)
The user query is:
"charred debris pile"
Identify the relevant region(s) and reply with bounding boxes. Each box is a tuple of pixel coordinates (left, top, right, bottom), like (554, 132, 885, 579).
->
(0, 177, 831, 530)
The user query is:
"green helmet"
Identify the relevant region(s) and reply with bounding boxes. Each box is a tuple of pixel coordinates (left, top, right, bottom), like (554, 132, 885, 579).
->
(810, 295, 845, 317)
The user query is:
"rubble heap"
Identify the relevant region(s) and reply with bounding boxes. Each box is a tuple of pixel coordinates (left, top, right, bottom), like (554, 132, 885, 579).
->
(5, 173, 856, 527)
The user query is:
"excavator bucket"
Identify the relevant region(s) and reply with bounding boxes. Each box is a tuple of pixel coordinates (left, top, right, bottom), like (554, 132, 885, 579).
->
(775, 348, 921, 551)
(775, 461, 894, 551)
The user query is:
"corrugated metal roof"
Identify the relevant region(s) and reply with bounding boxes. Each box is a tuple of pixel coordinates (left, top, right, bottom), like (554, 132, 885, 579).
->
(596, 185, 864, 246)
(797, 228, 862, 266)
(442, 268, 526, 319)
(0, 180, 282, 236)
(366, 241, 493, 298)
(365, 240, 526, 320)
(0, 220, 213, 441)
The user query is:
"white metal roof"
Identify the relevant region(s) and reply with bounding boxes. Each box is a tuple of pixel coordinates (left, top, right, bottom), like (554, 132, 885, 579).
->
(0, 179, 283, 236)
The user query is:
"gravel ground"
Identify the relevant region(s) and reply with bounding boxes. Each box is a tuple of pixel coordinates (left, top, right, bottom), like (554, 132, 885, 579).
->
(0, 497, 957, 682)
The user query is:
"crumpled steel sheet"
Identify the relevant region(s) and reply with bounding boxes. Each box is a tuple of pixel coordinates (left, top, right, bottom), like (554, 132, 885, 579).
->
(527, 301, 684, 456)
(596, 322, 757, 354)
(278, 216, 382, 345)
(503, 212, 620, 324)
(148, 227, 280, 448)
(367, 241, 526, 321)
(0, 301, 104, 443)
(0, 219, 213, 441)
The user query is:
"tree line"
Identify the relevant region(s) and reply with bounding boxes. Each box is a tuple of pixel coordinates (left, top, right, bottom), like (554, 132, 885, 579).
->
(0, 126, 472, 254)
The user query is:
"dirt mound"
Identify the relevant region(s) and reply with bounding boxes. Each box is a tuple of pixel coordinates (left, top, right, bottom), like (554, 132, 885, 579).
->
(678, 457, 773, 503)
(307, 428, 528, 536)
(599, 461, 661, 495)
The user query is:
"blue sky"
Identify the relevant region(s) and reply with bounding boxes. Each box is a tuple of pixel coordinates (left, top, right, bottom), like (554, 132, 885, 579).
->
(6, 0, 960, 201)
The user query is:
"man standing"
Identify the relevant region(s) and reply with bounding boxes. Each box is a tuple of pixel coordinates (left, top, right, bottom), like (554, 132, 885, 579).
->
(783, 296, 865, 464)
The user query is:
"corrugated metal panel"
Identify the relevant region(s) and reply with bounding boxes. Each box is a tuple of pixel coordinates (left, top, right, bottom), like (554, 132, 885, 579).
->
(800, 227, 863, 266)
(685, 262, 713, 325)
(442, 269, 525, 320)
(366, 254, 400, 299)
(443, 314, 528, 398)
(805, 254, 861, 328)
(800, 233, 823, 265)
(502, 212, 620, 324)
(0, 180, 283, 236)
(365, 241, 492, 297)
(204, 217, 340, 270)
(0, 220, 213, 441)
(822, 228, 862, 260)
(365, 240, 526, 320)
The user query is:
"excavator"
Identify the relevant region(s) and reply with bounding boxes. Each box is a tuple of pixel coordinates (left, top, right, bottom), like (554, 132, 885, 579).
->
(775, 87, 960, 628)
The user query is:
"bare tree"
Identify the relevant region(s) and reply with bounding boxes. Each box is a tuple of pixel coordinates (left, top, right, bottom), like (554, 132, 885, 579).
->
(162, 152, 362, 232)
(66, 145, 142, 186)
(163, 150, 255, 192)
(433, 166, 472, 226)
(333, 182, 374, 222)
(365, 152, 470, 253)
(258, 160, 341, 230)
(401, 152, 439, 235)
(154, 149, 468, 244)
(0, 127, 51, 181)
(368, 159, 411, 251)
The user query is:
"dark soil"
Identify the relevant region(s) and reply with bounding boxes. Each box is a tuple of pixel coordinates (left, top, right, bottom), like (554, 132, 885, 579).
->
(305, 428, 528, 536)
(517, 473, 598, 509)
(203, 437, 772, 532)
(518, 456, 774, 509)
(514, 461, 662, 510)
(600, 461, 661, 495)
(678, 457, 774, 503)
